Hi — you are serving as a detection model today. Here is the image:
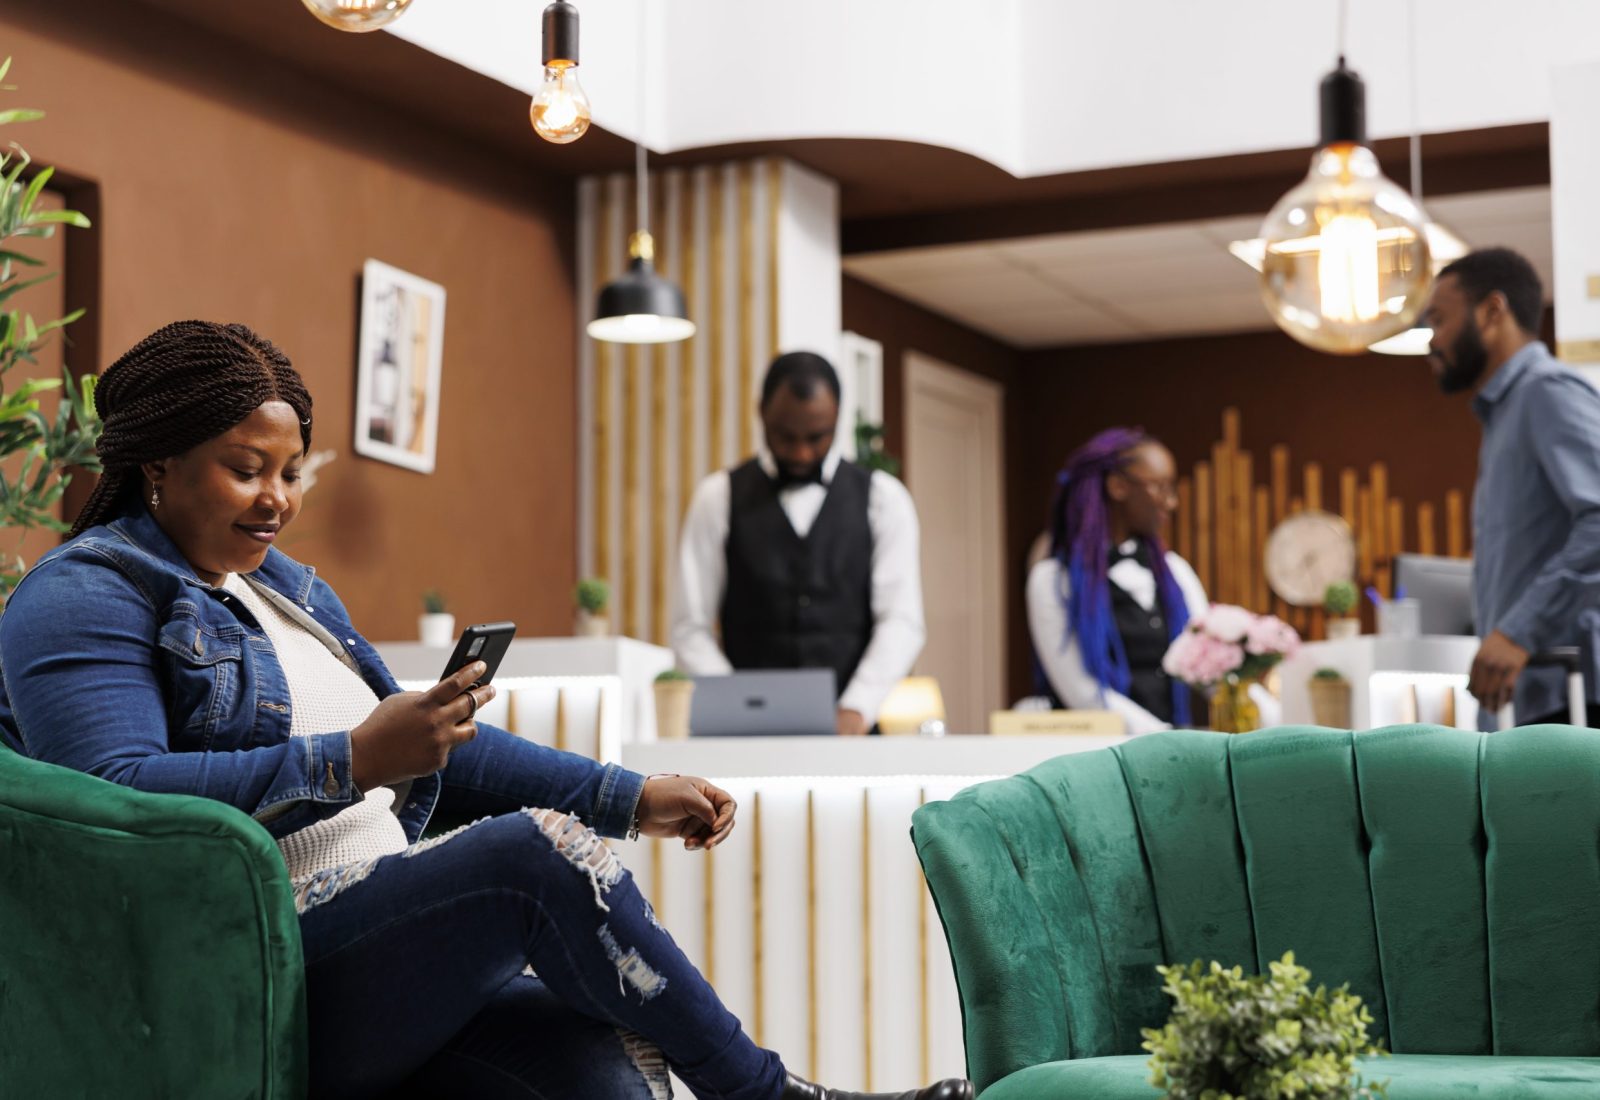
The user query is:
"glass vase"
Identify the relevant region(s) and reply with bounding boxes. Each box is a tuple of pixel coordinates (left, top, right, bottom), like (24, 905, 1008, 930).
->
(1210, 676, 1261, 735)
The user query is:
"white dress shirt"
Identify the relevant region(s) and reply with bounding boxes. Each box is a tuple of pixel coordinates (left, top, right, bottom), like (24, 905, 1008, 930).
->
(671, 447, 926, 724)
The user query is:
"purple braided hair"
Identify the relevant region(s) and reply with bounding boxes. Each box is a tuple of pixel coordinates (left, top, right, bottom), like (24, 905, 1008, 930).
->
(1045, 427, 1191, 724)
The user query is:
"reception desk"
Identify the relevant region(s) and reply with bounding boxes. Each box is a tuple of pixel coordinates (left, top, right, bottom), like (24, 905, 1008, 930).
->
(1279, 635, 1481, 730)
(613, 733, 1119, 1092)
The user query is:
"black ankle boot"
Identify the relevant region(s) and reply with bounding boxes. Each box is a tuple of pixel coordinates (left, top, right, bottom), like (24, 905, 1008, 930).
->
(779, 1071, 974, 1100)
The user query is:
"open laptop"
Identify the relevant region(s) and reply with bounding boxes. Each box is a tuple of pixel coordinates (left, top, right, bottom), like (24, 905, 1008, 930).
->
(689, 669, 837, 736)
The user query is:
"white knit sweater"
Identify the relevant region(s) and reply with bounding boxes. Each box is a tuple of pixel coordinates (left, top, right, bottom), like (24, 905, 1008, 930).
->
(221, 574, 409, 882)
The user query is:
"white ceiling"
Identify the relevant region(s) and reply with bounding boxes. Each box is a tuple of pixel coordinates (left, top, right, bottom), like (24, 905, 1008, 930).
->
(842, 186, 1554, 349)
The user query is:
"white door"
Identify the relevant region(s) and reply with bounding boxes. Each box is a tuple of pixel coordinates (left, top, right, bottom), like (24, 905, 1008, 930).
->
(903, 353, 1006, 735)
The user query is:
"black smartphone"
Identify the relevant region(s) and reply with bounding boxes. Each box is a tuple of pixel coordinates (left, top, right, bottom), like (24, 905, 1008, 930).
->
(439, 622, 517, 687)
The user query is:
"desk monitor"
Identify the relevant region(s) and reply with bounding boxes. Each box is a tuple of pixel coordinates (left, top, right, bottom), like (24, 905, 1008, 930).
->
(1394, 553, 1475, 636)
(689, 669, 838, 736)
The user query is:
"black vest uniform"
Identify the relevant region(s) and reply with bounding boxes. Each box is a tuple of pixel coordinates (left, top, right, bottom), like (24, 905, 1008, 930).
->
(1039, 540, 1176, 721)
(719, 458, 875, 698)
(1111, 541, 1176, 723)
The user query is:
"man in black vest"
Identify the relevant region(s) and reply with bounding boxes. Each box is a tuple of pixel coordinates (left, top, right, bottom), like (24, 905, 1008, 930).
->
(671, 352, 926, 735)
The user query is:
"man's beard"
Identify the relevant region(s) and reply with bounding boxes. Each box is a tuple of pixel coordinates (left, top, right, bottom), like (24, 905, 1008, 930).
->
(1435, 317, 1489, 395)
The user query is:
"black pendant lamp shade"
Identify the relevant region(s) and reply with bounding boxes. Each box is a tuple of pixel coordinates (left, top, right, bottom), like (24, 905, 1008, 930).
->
(588, 146, 696, 344)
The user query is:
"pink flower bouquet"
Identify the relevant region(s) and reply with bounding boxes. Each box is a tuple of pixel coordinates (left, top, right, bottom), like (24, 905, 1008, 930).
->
(1162, 604, 1301, 688)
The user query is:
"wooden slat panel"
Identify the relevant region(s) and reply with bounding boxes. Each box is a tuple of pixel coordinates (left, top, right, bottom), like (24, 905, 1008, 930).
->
(1176, 476, 1194, 564)
(737, 162, 755, 458)
(1304, 462, 1323, 513)
(623, 342, 641, 640)
(1418, 502, 1437, 557)
(1253, 486, 1270, 613)
(1340, 468, 1359, 528)
(1234, 452, 1253, 611)
(1370, 463, 1390, 596)
(708, 170, 726, 470)
(1357, 486, 1374, 583)
(679, 170, 700, 522)
(1212, 442, 1232, 604)
(768, 157, 783, 360)
(1446, 490, 1466, 557)
(651, 179, 671, 645)
(595, 181, 616, 598)
(1195, 461, 1213, 594)
(1271, 445, 1290, 523)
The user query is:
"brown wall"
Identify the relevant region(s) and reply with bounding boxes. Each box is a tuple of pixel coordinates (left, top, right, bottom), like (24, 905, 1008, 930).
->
(3, 1, 580, 640)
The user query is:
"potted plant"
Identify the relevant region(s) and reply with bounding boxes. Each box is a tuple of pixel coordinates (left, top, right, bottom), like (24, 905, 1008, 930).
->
(419, 589, 454, 646)
(574, 577, 610, 637)
(652, 668, 694, 740)
(1143, 952, 1387, 1099)
(1309, 667, 1353, 729)
(0, 57, 101, 600)
(1324, 580, 1361, 641)
(1162, 605, 1301, 734)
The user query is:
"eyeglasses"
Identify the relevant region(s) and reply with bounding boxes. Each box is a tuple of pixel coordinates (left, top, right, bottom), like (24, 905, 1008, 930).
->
(1116, 472, 1179, 502)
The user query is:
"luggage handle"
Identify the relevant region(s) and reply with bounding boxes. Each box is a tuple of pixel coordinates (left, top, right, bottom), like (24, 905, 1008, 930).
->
(1496, 647, 1585, 729)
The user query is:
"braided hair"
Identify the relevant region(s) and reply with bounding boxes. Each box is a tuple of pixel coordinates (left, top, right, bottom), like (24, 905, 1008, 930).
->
(1047, 427, 1191, 724)
(69, 321, 313, 537)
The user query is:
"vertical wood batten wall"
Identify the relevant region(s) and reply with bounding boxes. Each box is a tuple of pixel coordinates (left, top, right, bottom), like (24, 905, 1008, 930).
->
(577, 158, 842, 646)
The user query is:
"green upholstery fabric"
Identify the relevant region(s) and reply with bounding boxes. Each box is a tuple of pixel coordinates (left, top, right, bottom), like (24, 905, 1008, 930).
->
(980, 1055, 1600, 1100)
(0, 745, 307, 1096)
(912, 726, 1600, 1099)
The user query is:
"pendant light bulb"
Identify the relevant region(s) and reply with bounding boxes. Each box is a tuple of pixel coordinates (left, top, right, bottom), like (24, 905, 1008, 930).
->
(1257, 60, 1431, 354)
(533, 2, 591, 145)
(300, 0, 413, 33)
(532, 64, 592, 144)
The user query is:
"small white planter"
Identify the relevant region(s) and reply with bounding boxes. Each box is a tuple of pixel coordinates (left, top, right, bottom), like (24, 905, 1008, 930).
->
(1325, 618, 1361, 641)
(653, 680, 695, 740)
(419, 612, 456, 646)
(575, 609, 611, 638)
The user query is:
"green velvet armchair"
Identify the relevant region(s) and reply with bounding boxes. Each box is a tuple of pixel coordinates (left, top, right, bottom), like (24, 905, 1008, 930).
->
(0, 744, 307, 1096)
(912, 726, 1600, 1099)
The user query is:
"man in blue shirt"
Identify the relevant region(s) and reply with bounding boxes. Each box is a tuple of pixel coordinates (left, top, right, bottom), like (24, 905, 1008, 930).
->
(1423, 247, 1600, 726)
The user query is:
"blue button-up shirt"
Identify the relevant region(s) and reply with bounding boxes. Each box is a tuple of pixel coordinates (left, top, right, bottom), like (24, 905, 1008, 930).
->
(1472, 341, 1600, 723)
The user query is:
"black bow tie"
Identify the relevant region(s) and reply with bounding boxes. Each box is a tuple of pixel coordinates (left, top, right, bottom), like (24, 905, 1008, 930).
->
(773, 467, 825, 490)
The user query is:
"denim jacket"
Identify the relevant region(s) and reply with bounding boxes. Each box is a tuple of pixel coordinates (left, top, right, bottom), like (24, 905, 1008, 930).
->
(0, 505, 645, 841)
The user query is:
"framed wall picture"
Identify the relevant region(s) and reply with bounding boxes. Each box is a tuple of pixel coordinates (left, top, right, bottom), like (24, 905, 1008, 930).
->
(354, 259, 446, 474)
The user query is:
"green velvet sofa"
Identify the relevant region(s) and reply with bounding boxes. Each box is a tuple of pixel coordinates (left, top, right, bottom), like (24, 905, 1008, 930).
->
(912, 726, 1600, 1099)
(0, 744, 307, 1096)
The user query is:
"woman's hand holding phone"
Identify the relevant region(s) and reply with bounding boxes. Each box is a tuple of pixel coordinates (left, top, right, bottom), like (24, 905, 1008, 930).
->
(350, 662, 494, 790)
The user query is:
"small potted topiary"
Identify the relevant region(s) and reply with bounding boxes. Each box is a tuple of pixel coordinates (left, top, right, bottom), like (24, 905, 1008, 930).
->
(1324, 580, 1361, 641)
(652, 668, 694, 740)
(1309, 667, 1353, 729)
(574, 577, 611, 637)
(419, 589, 454, 646)
(1143, 951, 1387, 1100)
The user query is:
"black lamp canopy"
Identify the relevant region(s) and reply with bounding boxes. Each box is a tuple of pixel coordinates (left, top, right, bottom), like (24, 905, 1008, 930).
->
(542, 1, 579, 66)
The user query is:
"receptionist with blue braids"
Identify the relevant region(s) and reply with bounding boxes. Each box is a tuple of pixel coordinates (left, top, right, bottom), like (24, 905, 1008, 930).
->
(1026, 427, 1208, 735)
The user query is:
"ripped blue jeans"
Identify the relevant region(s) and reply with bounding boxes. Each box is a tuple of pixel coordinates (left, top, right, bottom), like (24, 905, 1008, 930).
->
(295, 809, 786, 1100)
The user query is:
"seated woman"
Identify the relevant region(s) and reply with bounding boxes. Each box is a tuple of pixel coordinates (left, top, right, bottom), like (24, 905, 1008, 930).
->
(0, 321, 970, 1100)
(1026, 427, 1205, 735)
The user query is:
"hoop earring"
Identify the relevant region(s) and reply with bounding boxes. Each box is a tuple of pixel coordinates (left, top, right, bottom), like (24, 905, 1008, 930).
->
(150, 485, 161, 511)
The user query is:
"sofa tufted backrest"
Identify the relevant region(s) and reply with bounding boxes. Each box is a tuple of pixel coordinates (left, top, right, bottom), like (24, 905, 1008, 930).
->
(911, 726, 1600, 1095)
